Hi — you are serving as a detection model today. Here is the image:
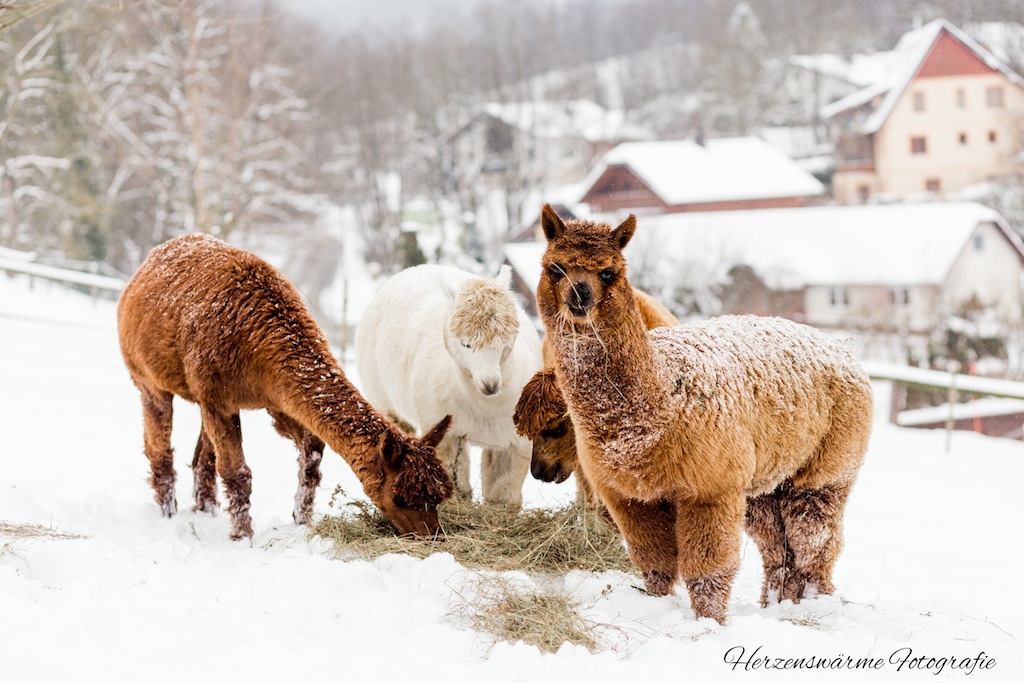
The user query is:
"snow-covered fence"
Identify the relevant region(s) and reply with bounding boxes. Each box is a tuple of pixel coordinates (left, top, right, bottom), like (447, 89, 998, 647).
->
(0, 250, 125, 298)
(863, 361, 1024, 400)
(864, 361, 1024, 448)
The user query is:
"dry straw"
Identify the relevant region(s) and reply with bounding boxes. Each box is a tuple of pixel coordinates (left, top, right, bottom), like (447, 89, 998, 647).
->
(313, 488, 633, 653)
(313, 486, 635, 575)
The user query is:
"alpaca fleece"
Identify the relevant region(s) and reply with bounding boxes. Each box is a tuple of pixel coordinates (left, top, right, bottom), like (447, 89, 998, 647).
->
(355, 264, 543, 506)
(536, 205, 872, 624)
(118, 234, 453, 540)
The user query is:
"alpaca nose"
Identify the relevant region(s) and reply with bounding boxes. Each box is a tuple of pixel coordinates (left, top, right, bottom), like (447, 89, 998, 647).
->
(480, 378, 501, 396)
(567, 281, 593, 316)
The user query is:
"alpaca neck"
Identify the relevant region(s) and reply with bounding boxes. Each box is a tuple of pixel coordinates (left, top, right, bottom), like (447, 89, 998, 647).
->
(277, 348, 389, 468)
(552, 287, 671, 467)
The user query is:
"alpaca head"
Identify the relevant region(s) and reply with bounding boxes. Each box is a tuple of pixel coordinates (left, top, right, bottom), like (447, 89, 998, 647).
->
(513, 368, 578, 484)
(444, 266, 520, 396)
(536, 204, 636, 332)
(371, 415, 454, 537)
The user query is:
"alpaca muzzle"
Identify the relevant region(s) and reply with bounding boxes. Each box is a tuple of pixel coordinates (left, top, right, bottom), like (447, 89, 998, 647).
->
(566, 281, 594, 317)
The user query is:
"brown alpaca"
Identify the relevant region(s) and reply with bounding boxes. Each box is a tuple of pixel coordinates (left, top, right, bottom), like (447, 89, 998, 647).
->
(535, 205, 872, 624)
(118, 234, 453, 540)
(515, 288, 678, 511)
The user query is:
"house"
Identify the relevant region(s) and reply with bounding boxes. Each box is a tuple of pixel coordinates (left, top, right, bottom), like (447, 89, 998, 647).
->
(576, 136, 825, 214)
(503, 202, 1024, 338)
(823, 19, 1024, 203)
(442, 99, 651, 195)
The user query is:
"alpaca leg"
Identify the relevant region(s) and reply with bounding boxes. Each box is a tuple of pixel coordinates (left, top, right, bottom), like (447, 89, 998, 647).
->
(201, 407, 253, 540)
(191, 429, 219, 513)
(778, 481, 853, 600)
(269, 410, 324, 525)
(600, 488, 678, 596)
(140, 387, 177, 517)
(675, 493, 745, 624)
(436, 434, 471, 499)
(745, 489, 799, 606)
(480, 444, 530, 507)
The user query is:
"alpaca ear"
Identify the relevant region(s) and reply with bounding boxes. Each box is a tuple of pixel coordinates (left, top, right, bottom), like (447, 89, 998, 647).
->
(379, 429, 404, 469)
(422, 415, 452, 449)
(611, 214, 636, 250)
(495, 264, 513, 289)
(540, 204, 565, 241)
(513, 368, 565, 437)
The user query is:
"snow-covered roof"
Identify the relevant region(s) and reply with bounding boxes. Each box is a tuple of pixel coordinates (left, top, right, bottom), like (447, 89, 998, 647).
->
(478, 100, 651, 143)
(790, 51, 902, 90)
(503, 202, 1015, 291)
(580, 136, 825, 206)
(822, 19, 1024, 133)
(965, 21, 1024, 67)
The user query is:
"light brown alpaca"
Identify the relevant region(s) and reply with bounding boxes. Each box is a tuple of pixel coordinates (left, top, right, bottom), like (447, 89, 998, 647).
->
(515, 288, 678, 511)
(536, 205, 872, 624)
(118, 234, 453, 540)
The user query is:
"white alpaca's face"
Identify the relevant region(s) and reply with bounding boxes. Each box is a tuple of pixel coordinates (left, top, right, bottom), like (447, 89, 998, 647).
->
(448, 335, 513, 397)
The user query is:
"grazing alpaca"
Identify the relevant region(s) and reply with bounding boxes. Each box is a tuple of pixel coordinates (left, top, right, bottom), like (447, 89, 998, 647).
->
(118, 234, 453, 540)
(536, 205, 872, 624)
(355, 264, 543, 506)
(515, 288, 678, 509)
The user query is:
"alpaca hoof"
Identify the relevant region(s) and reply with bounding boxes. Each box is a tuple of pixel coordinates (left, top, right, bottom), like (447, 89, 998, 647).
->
(159, 497, 178, 518)
(193, 498, 218, 514)
(292, 507, 312, 526)
(229, 521, 253, 541)
(643, 569, 675, 596)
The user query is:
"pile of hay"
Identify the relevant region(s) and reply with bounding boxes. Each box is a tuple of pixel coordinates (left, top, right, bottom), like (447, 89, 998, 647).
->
(313, 488, 634, 575)
(452, 575, 598, 653)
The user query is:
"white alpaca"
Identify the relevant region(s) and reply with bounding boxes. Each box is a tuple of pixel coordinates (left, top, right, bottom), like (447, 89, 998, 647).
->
(355, 264, 543, 506)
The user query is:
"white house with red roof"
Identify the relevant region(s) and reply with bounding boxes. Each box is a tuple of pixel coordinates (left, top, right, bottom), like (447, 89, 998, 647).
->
(823, 19, 1024, 203)
(504, 202, 1024, 336)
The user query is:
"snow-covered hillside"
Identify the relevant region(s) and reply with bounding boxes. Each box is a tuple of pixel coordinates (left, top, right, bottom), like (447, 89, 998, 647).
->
(1, 273, 1022, 682)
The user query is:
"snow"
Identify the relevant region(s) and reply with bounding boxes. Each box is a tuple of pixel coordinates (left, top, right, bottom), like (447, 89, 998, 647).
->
(2, 272, 1024, 681)
(580, 136, 825, 206)
(504, 202, 1008, 290)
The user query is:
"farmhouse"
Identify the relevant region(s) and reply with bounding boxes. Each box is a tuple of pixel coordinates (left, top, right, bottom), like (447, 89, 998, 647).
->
(823, 19, 1024, 203)
(504, 202, 1024, 337)
(576, 136, 825, 214)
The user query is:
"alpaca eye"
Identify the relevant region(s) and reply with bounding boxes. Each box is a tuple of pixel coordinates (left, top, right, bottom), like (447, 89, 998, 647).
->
(547, 263, 566, 281)
(461, 341, 471, 350)
(599, 269, 615, 285)
(540, 422, 568, 439)
(393, 494, 408, 508)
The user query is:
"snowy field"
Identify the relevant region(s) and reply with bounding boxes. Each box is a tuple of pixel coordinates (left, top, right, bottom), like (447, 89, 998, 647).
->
(2, 272, 1023, 682)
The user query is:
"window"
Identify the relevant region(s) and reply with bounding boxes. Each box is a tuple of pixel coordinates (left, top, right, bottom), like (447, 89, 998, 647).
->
(913, 91, 925, 111)
(958, 132, 968, 145)
(956, 88, 966, 109)
(829, 287, 849, 307)
(925, 178, 941, 192)
(987, 86, 1004, 108)
(910, 136, 927, 154)
(857, 184, 870, 203)
(989, 130, 998, 143)
(889, 288, 910, 305)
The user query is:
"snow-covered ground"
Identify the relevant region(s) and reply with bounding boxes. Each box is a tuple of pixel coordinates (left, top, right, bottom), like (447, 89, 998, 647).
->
(2, 272, 1022, 682)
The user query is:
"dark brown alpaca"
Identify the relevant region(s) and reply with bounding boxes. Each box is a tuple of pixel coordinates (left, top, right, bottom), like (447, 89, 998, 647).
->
(118, 234, 453, 540)
(536, 205, 872, 624)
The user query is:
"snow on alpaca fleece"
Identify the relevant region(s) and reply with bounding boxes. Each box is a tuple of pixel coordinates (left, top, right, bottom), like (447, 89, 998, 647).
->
(556, 315, 868, 499)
